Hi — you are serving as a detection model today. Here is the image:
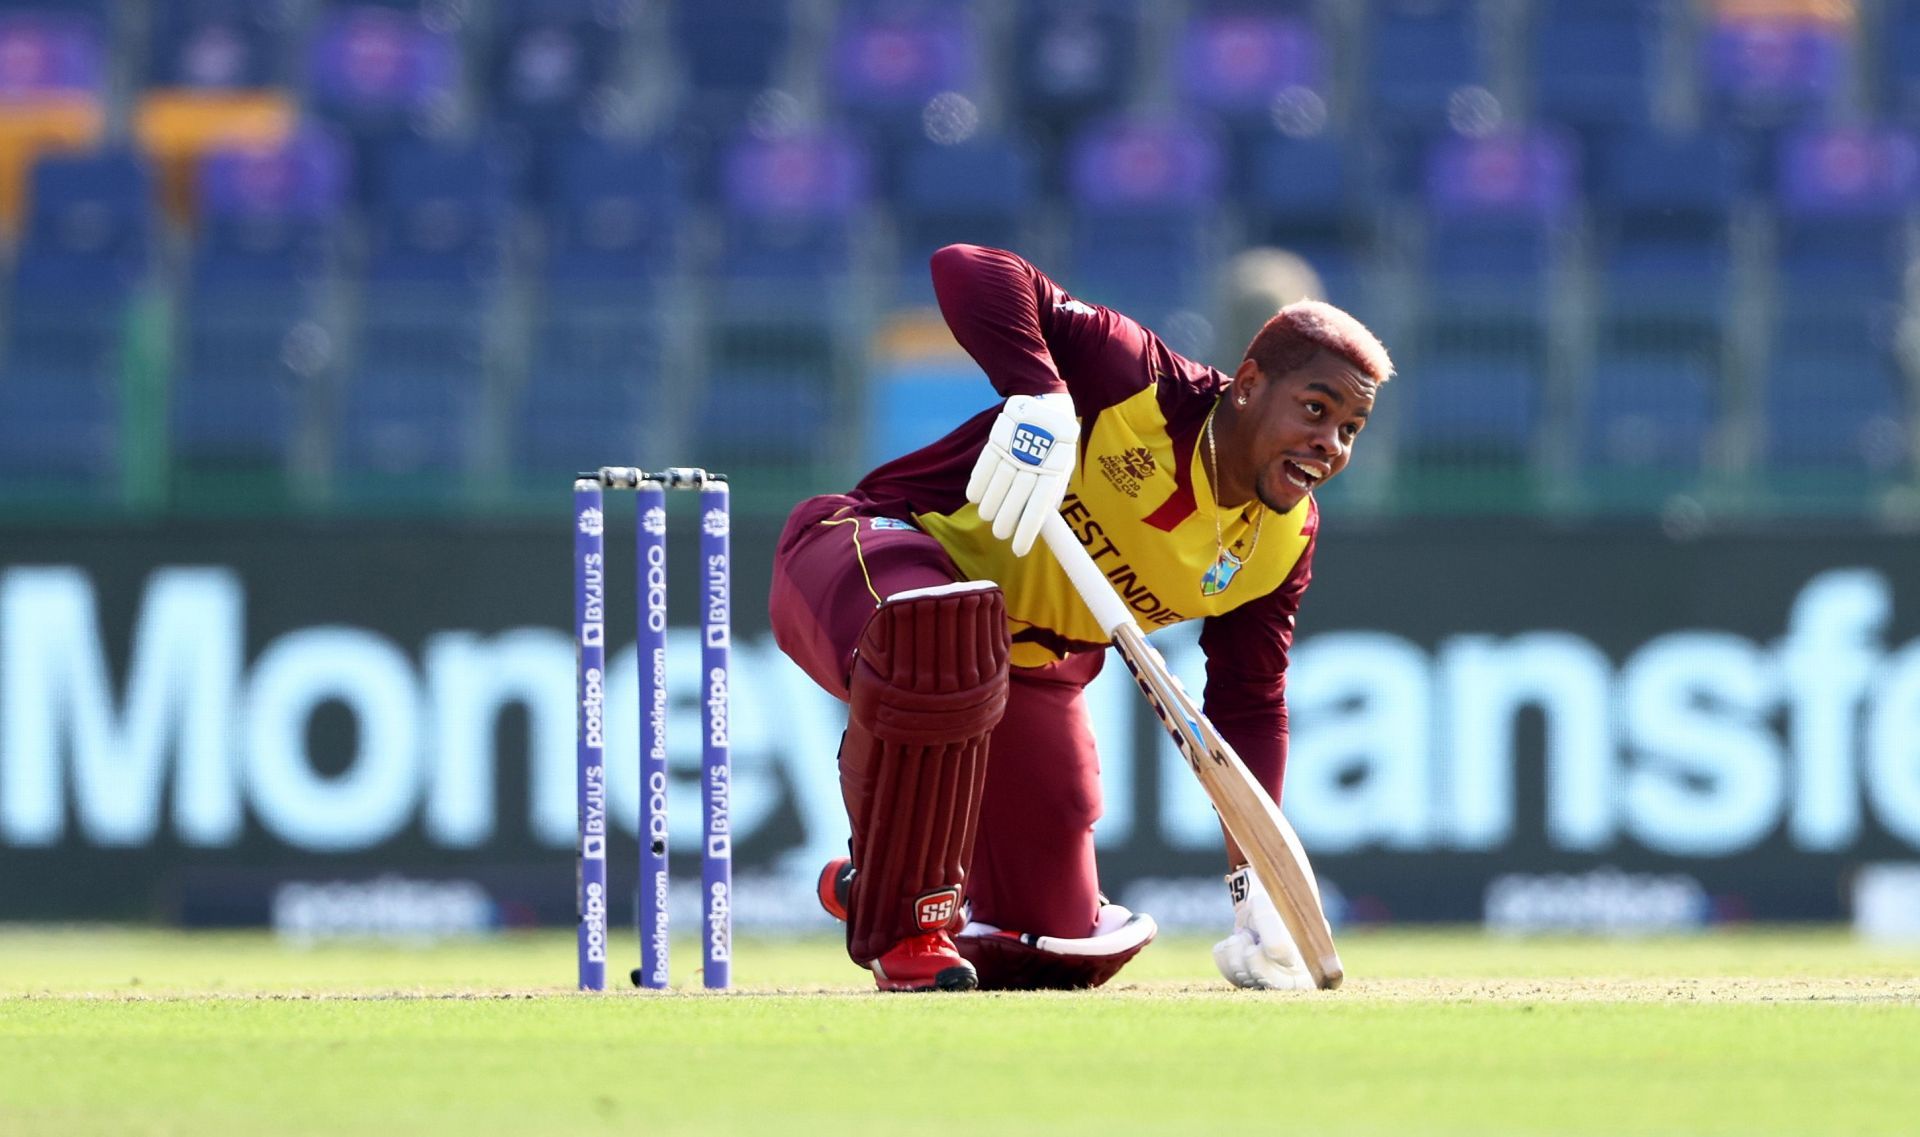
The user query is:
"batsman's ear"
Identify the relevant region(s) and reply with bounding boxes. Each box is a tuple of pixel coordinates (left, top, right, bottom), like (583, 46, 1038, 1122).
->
(1229, 358, 1263, 404)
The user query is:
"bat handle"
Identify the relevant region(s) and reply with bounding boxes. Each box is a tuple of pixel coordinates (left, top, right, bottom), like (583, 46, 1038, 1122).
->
(1041, 514, 1136, 638)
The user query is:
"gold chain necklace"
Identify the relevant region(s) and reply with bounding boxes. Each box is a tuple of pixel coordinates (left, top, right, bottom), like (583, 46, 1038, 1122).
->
(1203, 398, 1263, 568)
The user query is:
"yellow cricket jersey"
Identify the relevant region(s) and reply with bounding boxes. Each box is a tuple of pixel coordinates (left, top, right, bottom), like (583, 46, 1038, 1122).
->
(917, 383, 1315, 669)
(855, 244, 1318, 675)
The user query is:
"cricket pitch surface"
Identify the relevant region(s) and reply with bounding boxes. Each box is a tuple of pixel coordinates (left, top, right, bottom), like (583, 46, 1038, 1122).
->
(2, 928, 1914, 1136)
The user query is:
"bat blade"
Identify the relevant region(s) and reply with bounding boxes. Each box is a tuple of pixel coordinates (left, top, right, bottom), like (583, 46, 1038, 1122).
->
(1111, 625, 1343, 990)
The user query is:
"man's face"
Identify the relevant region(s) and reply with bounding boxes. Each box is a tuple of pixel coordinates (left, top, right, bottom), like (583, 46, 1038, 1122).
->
(1229, 350, 1377, 514)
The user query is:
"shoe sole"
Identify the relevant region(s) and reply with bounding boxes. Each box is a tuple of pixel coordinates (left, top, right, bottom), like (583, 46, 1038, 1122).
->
(875, 964, 978, 993)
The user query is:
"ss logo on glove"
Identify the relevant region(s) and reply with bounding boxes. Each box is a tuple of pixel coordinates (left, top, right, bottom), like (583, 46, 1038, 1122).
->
(1010, 425, 1055, 465)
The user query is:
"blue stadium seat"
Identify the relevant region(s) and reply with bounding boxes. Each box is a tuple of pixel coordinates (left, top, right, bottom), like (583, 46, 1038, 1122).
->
(1529, 0, 1661, 142)
(364, 136, 515, 285)
(1421, 130, 1578, 337)
(172, 296, 323, 466)
(712, 130, 871, 321)
(487, 0, 628, 136)
(334, 292, 492, 477)
(671, 0, 793, 125)
(1176, 9, 1325, 150)
(704, 130, 873, 464)
(1758, 127, 1913, 478)
(1064, 115, 1225, 322)
(540, 135, 685, 285)
(307, 3, 464, 150)
(333, 137, 512, 479)
(512, 303, 664, 476)
(1581, 354, 1717, 472)
(828, 4, 982, 148)
(892, 136, 1039, 303)
(1008, 0, 1143, 151)
(193, 127, 349, 285)
(147, 0, 287, 88)
(511, 136, 691, 477)
(1884, 0, 1920, 117)
(692, 366, 833, 469)
(171, 131, 351, 468)
(0, 303, 122, 483)
(1699, 15, 1847, 130)
(1241, 132, 1376, 305)
(1762, 348, 1909, 473)
(0, 151, 154, 484)
(1772, 127, 1918, 324)
(1365, 0, 1485, 141)
(13, 151, 152, 298)
(0, 7, 105, 97)
(1400, 355, 1541, 464)
(1593, 132, 1742, 351)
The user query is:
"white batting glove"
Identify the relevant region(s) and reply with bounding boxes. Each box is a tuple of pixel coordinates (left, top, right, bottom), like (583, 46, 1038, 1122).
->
(966, 392, 1079, 555)
(1212, 865, 1314, 991)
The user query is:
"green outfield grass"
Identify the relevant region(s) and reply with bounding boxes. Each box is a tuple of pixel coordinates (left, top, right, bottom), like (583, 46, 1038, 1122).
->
(1, 927, 1916, 1136)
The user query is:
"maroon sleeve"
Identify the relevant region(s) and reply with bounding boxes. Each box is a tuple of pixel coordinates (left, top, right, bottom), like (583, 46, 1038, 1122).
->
(928, 244, 1169, 414)
(1197, 535, 1314, 804)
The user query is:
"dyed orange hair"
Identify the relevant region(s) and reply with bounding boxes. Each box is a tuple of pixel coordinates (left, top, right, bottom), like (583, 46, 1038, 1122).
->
(1243, 299, 1393, 386)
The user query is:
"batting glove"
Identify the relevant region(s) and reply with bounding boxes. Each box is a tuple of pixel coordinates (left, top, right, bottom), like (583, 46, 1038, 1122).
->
(1212, 865, 1315, 991)
(966, 392, 1079, 556)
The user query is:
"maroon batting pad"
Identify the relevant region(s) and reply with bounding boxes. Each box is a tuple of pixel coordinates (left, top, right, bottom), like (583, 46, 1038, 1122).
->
(840, 583, 1010, 964)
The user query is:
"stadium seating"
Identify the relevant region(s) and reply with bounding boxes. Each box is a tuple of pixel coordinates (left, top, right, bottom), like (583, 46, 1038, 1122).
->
(701, 129, 875, 469)
(1883, 0, 1920, 118)
(1592, 132, 1742, 358)
(1761, 126, 1918, 476)
(1240, 131, 1376, 307)
(0, 0, 1910, 514)
(1399, 130, 1579, 473)
(1007, 0, 1143, 154)
(1364, 0, 1486, 147)
(891, 135, 1040, 304)
(1065, 115, 1226, 324)
(512, 135, 690, 476)
(333, 137, 514, 480)
(487, 0, 630, 138)
(1580, 354, 1719, 474)
(1176, 8, 1326, 156)
(671, 0, 794, 127)
(171, 129, 348, 472)
(147, 0, 290, 89)
(828, 2, 982, 154)
(1528, 0, 1662, 145)
(1698, 11, 1849, 130)
(0, 150, 153, 483)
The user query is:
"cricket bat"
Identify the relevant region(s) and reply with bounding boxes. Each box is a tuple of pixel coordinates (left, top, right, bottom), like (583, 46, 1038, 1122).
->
(1040, 513, 1344, 989)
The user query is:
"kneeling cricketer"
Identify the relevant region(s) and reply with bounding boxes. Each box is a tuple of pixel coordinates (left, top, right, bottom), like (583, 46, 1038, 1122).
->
(769, 245, 1392, 991)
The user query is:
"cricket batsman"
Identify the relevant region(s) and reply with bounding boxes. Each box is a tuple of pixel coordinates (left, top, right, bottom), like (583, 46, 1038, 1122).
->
(769, 245, 1392, 991)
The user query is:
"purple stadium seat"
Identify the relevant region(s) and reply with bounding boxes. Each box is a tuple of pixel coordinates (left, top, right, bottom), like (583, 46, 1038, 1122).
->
(1066, 115, 1224, 319)
(1776, 127, 1920, 217)
(0, 11, 103, 97)
(308, 6, 459, 124)
(1426, 130, 1580, 223)
(1068, 114, 1224, 211)
(200, 129, 351, 223)
(722, 130, 872, 222)
(832, 9, 978, 113)
(1177, 12, 1323, 120)
(1701, 17, 1847, 127)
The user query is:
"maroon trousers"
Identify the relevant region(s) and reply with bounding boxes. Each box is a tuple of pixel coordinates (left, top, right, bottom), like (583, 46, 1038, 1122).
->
(769, 494, 1105, 939)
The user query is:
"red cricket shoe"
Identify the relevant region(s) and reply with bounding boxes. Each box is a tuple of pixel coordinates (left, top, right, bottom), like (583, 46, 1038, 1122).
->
(819, 859, 974, 991)
(870, 931, 978, 992)
(817, 857, 852, 922)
